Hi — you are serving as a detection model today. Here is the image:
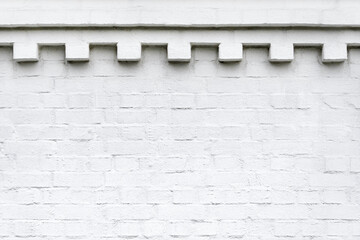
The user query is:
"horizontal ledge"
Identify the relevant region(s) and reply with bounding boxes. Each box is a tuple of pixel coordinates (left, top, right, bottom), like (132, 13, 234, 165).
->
(3, 24, 360, 29)
(2, 29, 360, 63)
(2, 0, 360, 29)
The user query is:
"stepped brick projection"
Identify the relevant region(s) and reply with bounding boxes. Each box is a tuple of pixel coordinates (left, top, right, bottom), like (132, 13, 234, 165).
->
(0, 0, 360, 239)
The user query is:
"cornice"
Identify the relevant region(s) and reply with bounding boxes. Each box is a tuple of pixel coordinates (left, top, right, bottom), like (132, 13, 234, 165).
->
(1, 0, 360, 28)
(0, 0, 359, 63)
(0, 29, 358, 63)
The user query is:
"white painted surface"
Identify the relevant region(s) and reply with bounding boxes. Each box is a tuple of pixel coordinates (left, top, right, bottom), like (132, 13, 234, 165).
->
(65, 43, 90, 62)
(13, 43, 39, 62)
(2, 29, 360, 63)
(0, 1, 359, 239)
(0, 45, 359, 239)
(0, 0, 360, 27)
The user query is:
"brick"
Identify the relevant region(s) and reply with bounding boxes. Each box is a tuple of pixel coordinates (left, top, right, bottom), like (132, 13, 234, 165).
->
(105, 172, 151, 187)
(4, 141, 45, 158)
(87, 157, 112, 171)
(54, 173, 104, 187)
(55, 110, 103, 124)
(199, 189, 248, 204)
(16, 125, 66, 140)
(297, 191, 321, 204)
(16, 93, 42, 108)
(193, 222, 218, 236)
(272, 190, 296, 204)
(273, 125, 297, 140)
(113, 157, 139, 170)
(322, 190, 348, 204)
(170, 94, 195, 109)
(207, 110, 258, 124)
(64, 221, 88, 236)
(2, 173, 51, 188)
(325, 157, 349, 172)
(0, 189, 41, 204)
(208, 205, 250, 220)
(54, 205, 97, 220)
(158, 205, 206, 220)
(41, 156, 87, 172)
(173, 189, 198, 204)
(42, 93, 67, 108)
(95, 190, 118, 204)
(270, 94, 310, 109)
(13, 221, 40, 236)
(142, 221, 165, 236)
(310, 205, 360, 220)
(106, 205, 154, 220)
(168, 221, 192, 236)
(5, 109, 53, 124)
(220, 221, 246, 236)
(68, 93, 94, 108)
(2, 205, 52, 220)
(274, 222, 300, 236)
(254, 205, 309, 220)
(144, 94, 170, 108)
(56, 140, 105, 155)
(301, 222, 325, 236)
(107, 141, 155, 155)
(309, 174, 356, 187)
(249, 189, 271, 204)
(40, 221, 65, 236)
(67, 126, 94, 140)
(147, 189, 172, 204)
(271, 157, 294, 170)
(213, 156, 242, 170)
(114, 222, 141, 236)
(119, 188, 147, 203)
(326, 222, 352, 236)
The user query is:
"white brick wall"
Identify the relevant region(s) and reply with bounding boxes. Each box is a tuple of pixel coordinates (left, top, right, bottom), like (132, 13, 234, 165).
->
(0, 44, 359, 239)
(0, 0, 360, 238)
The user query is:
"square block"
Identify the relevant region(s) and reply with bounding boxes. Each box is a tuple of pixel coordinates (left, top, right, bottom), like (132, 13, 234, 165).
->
(269, 43, 294, 62)
(65, 43, 90, 61)
(13, 43, 39, 62)
(167, 43, 191, 62)
(322, 43, 347, 63)
(218, 43, 243, 62)
(117, 42, 142, 61)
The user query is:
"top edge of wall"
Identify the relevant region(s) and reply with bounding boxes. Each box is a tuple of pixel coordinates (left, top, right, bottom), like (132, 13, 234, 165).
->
(1, 0, 360, 28)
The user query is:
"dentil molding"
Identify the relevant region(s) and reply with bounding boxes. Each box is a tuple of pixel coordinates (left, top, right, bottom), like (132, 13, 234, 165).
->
(2, 29, 359, 63)
(1, 0, 360, 63)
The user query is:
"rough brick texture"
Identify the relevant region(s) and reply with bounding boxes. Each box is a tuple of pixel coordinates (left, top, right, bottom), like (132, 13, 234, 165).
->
(0, 45, 360, 239)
